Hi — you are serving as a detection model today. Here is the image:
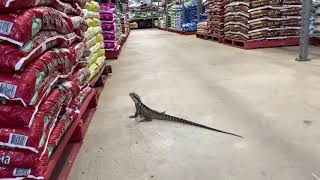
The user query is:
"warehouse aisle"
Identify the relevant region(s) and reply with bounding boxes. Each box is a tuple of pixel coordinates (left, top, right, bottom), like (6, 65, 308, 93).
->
(70, 29, 320, 180)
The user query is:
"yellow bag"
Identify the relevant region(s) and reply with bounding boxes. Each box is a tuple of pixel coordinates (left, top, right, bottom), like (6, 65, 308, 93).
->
(85, 26, 102, 41)
(87, 49, 105, 66)
(87, 56, 106, 81)
(95, 33, 104, 43)
(85, 35, 98, 47)
(85, 1, 100, 12)
(90, 41, 104, 54)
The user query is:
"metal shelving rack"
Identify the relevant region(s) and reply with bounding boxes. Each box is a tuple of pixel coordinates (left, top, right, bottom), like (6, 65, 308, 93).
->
(297, 0, 312, 61)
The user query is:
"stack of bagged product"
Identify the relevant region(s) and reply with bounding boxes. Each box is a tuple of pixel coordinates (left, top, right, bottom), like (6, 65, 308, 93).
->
(0, 0, 94, 179)
(197, 21, 208, 34)
(99, 3, 120, 52)
(116, 7, 124, 43)
(205, 0, 225, 37)
(176, 5, 184, 30)
(224, 0, 302, 41)
(83, 0, 106, 81)
(182, 2, 198, 32)
(169, 5, 178, 28)
(311, 0, 320, 37)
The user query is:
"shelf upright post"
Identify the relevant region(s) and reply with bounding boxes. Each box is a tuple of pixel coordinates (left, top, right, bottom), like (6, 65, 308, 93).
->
(197, 0, 202, 22)
(296, 0, 312, 62)
(165, 0, 169, 29)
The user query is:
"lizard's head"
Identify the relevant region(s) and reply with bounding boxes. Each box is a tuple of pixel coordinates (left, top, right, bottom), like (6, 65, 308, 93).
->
(129, 92, 141, 104)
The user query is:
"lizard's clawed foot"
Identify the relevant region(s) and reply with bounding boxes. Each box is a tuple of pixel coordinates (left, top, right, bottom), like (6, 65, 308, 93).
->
(139, 118, 152, 122)
(129, 115, 138, 118)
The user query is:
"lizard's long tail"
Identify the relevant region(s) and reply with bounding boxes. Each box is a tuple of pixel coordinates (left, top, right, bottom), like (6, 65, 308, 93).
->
(164, 115, 243, 138)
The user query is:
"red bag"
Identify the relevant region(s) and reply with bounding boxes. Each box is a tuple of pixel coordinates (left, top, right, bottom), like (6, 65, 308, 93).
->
(0, 0, 82, 15)
(71, 86, 92, 109)
(0, 46, 78, 107)
(0, 6, 83, 47)
(69, 42, 87, 63)
(0, 109, 77, 169)
(0, 149, 39, 168)
(0, 161, 46, 179)
(0, 82, 79, 153)
(61, 0, 89, 7)
(46, 108, 77, 157)
(70, 67, 90, 87)
(0, 31, 81, 72)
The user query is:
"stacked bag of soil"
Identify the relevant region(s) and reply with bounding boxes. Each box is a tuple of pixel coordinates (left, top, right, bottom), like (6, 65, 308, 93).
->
(182, 2, 198, 32)
(83, 0, 106, 81)
(0, 0, 96, 179)
(169, 5, 178, 29)
(99, 3, 123, 53)
(176, 5, 183, 30)
(224, 0, 302, 41)
(311, 0, 320, 37)
(205, 0, 225, 37)
(197, 21, 208, 34)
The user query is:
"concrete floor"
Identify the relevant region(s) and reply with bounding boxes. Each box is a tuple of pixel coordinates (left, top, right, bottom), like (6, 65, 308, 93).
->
(69, 29, 320, 180)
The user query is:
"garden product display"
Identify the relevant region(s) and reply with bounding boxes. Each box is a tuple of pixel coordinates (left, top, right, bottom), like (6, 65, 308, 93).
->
(0, 44, 82, 108)
(197, 21, 208, 34)
(0, 0, 94, 179)
(224, 0, 302, 40)
(311, 0, 320, 37)
(83, 0, 106, 80)
(205, 0, 225, 37)
(0, 6, 84, 47)
(0, 0, 84, 14)
(0, 31, 82, 72)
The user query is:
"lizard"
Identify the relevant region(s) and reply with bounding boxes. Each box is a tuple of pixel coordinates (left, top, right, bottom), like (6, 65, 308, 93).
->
(129, 92, 243, 138)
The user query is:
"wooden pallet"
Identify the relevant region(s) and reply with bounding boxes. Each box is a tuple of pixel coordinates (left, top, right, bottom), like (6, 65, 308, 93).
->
(46, 90, 98, 180)
(89, 64, 112, 99)
(196, 32, 223, 43)
(157, 27, 167, 31)
(310, 37, 320, 46)
(223, 37, 300, 49)
(167, 28, 196, 35)
(46, 64, 112, 180)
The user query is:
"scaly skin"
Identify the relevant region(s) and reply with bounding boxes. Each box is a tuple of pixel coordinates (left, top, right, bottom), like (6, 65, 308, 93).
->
(129, 92, 243, 138)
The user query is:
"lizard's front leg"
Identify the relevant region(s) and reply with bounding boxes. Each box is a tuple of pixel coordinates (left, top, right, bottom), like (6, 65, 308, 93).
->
(129, 112, 138, 118)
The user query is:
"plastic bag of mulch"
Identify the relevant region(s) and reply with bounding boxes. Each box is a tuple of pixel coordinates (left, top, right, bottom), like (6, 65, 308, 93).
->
(70, 67, 90, 86)
(70, 86, 92, 109)
(83, 9, 100, 19)
(104, 41, 117, 50)
(0, 82, 80, 154)
(84, 26, 102, 41)
(0, 0, 82, 15)
(0, 31, 82, 72)
(0, 110, 78, 179)
(100, 13, 115, 22)
(87, 56, 105, 81)
(0, 109, 77, 169)
(85, 33, 103, 47)
(87, 49, 105, 66)
(101, 22, 116, 31)
(0, 6, 83, 47)
(84, 0, 100, 12)
(0, 45, 80, 108)
(99, 2, 116, 13)
(85, 18, 101, 27)
(46, 108, 78, 157)
(102, 32, 116, 41)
